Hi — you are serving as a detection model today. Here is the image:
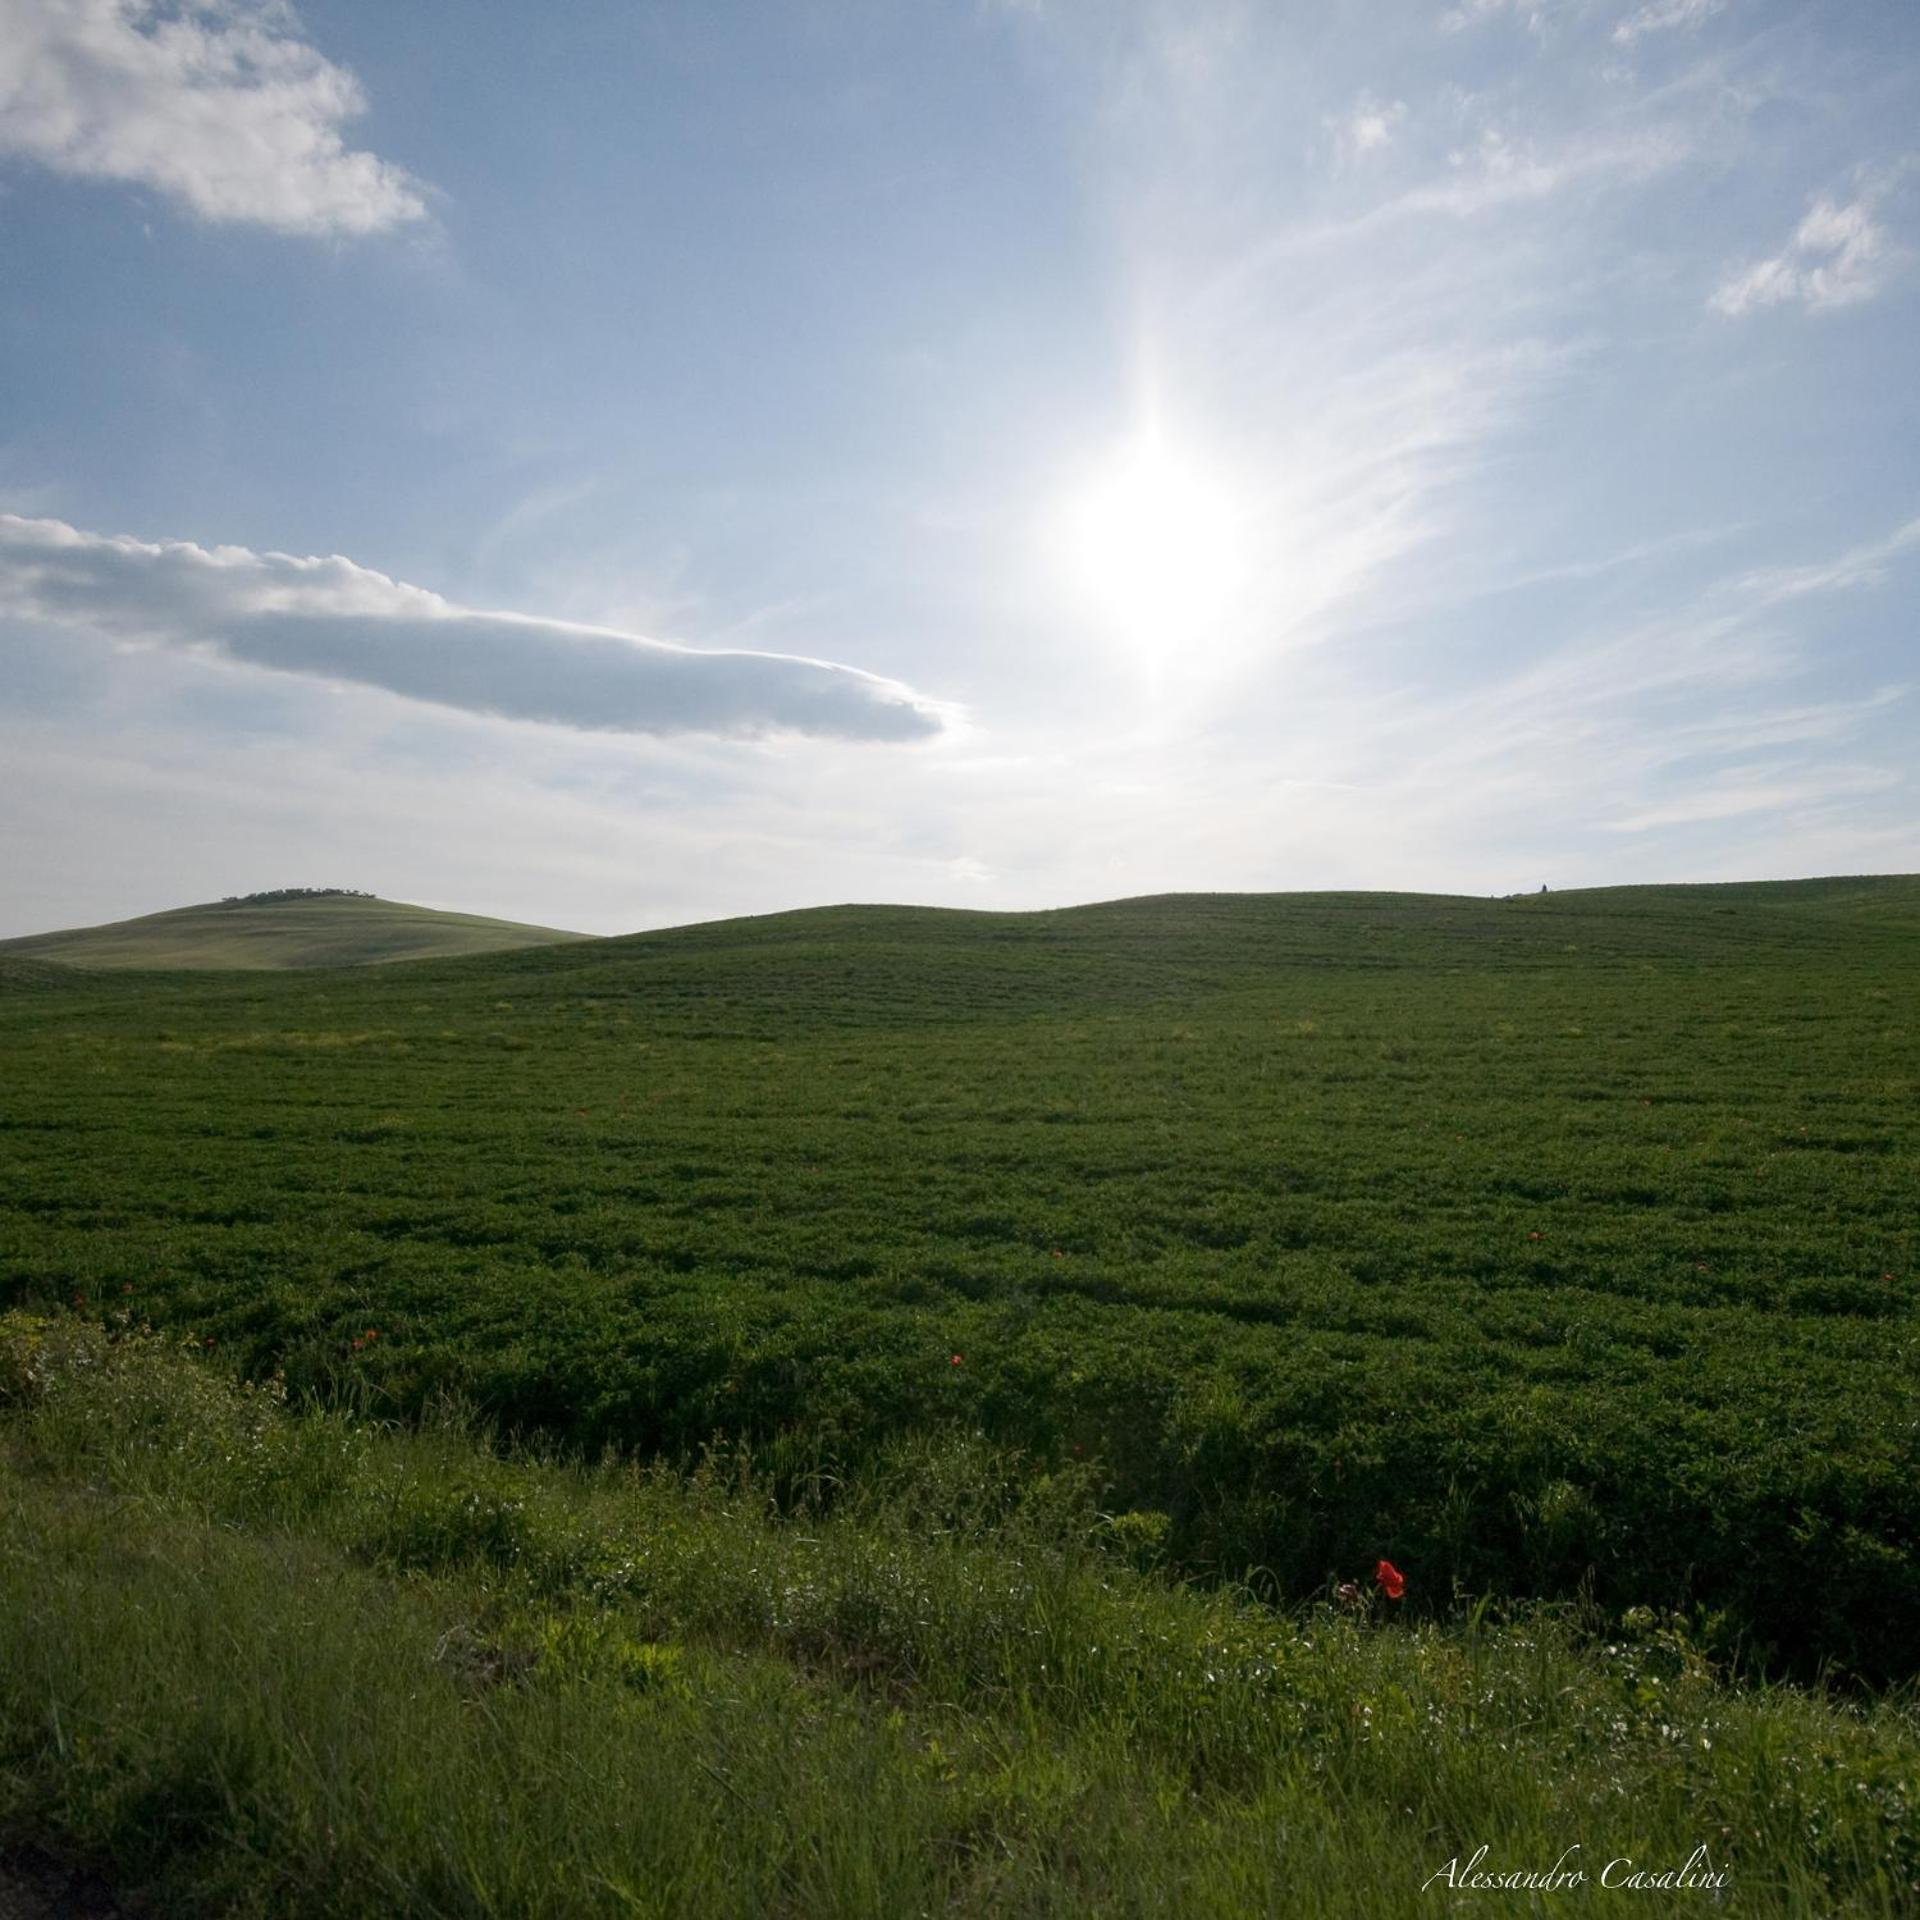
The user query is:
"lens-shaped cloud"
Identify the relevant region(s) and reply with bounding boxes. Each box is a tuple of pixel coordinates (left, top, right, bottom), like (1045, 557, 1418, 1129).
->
(0, 516, 950, 743)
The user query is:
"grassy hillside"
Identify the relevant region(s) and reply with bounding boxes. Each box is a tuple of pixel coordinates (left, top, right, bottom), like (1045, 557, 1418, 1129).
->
(2, 875, 1918, 1909)
(1, 874, 1914, 1681)
(4, 1312, 1914, 1918)
(0, 890, 591, 970)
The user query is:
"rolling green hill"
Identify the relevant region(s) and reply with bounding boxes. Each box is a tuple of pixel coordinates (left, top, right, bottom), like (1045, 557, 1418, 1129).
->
(2, 870, 1916, 1674)
(0, 890, 592, 970)
(3, 874, 1918, 1912)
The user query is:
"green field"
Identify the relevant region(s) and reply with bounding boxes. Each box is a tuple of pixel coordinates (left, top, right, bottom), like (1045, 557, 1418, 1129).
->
(3, 876, 1915, 1672)
(2, 875, 1918, 1911)
(0, 889, 591, 970)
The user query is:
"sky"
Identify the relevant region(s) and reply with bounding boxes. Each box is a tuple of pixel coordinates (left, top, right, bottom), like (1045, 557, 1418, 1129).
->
(1, 0, 1916, 937)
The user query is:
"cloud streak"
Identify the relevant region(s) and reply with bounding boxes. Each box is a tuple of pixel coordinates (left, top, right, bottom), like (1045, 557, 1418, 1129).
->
(1612, 0, 1725, 48)
(0, 516, 951, 742)
(1399, 121, 1692, 220)
(0, 0, 427, 235)
(1343, 515, 1916, 853)
(1730, 515, 1920, 603)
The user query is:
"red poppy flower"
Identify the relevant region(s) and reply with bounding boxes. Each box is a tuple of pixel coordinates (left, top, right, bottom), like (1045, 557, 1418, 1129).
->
(950, 1354, 962, 1366)
(1375, 1558, 1406, 1601)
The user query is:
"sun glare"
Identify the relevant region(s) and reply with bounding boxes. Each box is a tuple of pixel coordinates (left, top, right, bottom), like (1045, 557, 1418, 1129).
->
(1059, 429, 1245, 661)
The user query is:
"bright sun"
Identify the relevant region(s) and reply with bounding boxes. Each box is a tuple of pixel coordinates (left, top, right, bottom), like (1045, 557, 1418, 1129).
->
(1059, 429, 1245, 659)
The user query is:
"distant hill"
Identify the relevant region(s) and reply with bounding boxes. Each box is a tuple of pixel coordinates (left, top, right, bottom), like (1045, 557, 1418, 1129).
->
(0, 892, 592, 970)
(458, 870, 1920, 1015)
(8, 871, 1915, 978)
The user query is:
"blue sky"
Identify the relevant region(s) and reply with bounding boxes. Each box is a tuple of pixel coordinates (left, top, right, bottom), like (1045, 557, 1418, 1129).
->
(1, 0, 1915, 935)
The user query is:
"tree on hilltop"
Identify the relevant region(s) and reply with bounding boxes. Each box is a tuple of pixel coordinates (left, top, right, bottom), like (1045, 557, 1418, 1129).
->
(219, 888, 375, 906)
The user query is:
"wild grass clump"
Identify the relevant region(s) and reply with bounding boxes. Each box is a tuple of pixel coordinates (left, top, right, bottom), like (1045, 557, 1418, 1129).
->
(2, 1313, 1915, 1916)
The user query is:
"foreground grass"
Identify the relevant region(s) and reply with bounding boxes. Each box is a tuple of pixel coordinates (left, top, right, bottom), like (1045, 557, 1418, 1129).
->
(2, 1315, 1914, 1916)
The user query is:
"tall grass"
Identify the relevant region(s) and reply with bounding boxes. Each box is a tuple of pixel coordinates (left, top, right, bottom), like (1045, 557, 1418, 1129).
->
(3, 1313, 1914, 1916)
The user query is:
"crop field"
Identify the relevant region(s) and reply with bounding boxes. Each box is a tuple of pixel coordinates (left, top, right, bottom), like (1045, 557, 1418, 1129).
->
(3, 876, 1919, 1913)
(1, 878, 1917, 1685)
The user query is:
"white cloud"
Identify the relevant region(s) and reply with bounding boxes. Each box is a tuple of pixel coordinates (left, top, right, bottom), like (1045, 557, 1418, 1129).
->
(1440, 0, 1551, 36)
(1612, 0, 1725, 47)
(1605, 767, 1899, 833)
(0, 515, 952, 742)
(1730, 516, 1920, 603)
(1711, 189, 1904, 315)
(0, 0, 426, 235)
(1402, 121, 1689, 218)
(1345, 517, 1918, 856)
(1328, 93, 1406, 166)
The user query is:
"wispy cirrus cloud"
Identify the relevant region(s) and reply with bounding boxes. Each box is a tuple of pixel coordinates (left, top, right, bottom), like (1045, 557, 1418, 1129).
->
(1442, 0, 1723, 45)
(1351, 514, 1916, 849)
(1439, 0, 1551, 35)
(1605, 766, 1900, 834)
(1611, 0, 1725, 48)
(1730, 515, 1920, 602)
(0, 0, 427, 235)
(1398, 120, 1692, 218)
(1711, 183, 1908, 315)
(0, 516, 951, 742)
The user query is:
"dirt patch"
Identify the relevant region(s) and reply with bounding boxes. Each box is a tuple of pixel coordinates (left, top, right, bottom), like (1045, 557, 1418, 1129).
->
(0, 1847, 128, 1920)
